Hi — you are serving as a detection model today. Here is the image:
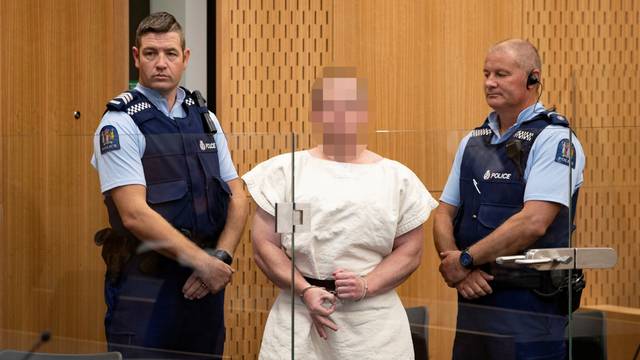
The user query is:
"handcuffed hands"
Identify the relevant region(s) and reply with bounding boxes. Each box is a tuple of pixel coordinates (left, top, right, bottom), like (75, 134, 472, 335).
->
(333, 268, 367, 301)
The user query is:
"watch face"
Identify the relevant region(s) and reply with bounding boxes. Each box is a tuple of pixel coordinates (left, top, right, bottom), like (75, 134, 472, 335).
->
(460, 252, 473, 268)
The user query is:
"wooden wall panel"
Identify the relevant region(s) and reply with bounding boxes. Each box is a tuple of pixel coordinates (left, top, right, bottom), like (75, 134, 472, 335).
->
(217, 0, 332, 358)
(0, 0, 127, 352)
(220, 0, 640, 358)
(217, 1, 523, 358)
(522, 0, 640, 311)
(333, 2, 523, 359)
(1, 0, 636, 358)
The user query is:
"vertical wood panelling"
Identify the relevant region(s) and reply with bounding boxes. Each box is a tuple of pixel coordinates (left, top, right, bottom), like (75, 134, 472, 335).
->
(522, 0, 640, 310)
(0, 0, 127, 352)
(3, 0, 636, 358)
(333, 2, 522, 358)
(217, 0, 332, 358)
(220, 1, 640, 358)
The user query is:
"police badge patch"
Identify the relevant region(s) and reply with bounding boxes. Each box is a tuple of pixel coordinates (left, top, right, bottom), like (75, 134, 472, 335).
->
(100, 125, 120, 154)
(555, 139, 576, 168)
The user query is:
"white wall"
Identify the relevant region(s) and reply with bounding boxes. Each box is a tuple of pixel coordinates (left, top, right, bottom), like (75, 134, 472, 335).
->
(151, 0, 209, 99)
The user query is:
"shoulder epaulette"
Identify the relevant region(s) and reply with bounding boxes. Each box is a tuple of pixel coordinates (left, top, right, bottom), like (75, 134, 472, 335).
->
(106, 91, 135, 111)
(105, 90, 153, 118)
(546, 111, 569, 126)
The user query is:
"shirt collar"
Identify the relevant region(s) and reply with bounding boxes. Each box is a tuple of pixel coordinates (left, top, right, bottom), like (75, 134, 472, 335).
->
(134, 83, 186, 118)
(487, 102, 546, 143)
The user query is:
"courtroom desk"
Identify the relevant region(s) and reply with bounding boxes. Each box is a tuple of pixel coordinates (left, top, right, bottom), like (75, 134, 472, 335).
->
(582, 305, 640, 360)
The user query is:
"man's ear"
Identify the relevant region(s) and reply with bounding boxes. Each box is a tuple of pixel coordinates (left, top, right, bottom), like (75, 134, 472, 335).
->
(183, 48, 191, 66)
(132, 46, 140, 69)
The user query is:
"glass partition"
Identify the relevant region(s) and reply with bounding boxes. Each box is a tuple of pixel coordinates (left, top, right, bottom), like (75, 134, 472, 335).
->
(281, 123, 638, 359)
(0, 104, 639, 360)
(0, 120, 640, 359)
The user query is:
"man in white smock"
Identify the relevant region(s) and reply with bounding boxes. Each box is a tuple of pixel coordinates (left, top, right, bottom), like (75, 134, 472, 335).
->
(243, 67, 439, 360)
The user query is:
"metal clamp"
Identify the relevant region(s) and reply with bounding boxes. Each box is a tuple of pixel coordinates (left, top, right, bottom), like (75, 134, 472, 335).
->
(275, 202, 310, 234)
(496, 247, 617, 271)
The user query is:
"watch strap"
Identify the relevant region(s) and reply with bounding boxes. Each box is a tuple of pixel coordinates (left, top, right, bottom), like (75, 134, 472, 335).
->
(206, 248, 233, 265)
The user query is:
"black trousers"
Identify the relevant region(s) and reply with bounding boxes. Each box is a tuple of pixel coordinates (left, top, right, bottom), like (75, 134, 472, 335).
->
(104, 255, 225, 359)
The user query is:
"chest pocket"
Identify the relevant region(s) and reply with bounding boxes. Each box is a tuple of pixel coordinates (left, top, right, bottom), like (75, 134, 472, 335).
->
(477, 203, 521, 230)
(147, 179, 191, 225)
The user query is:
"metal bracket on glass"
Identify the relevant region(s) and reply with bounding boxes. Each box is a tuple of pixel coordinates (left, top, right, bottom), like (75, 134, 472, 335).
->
(496, 247, 617, 271)
(275, 202, 310, 234)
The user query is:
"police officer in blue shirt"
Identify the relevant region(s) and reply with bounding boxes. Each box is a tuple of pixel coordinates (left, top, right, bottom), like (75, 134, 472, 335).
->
(91, 12, 248, 359)
(433, 39, 586, 359)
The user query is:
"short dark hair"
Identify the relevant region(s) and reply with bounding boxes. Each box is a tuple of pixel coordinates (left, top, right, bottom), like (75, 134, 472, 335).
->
(135, 12, 185, 50)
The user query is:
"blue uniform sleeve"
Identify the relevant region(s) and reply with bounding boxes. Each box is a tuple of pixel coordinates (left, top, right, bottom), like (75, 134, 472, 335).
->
(440, 133, 472, 207)
(91, 111, 146, 193)
(210, 111, 239, 182)
(523, 125, 585, 207)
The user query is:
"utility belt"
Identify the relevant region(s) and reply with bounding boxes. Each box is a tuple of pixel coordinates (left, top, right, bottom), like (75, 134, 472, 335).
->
(94, 227, 215, 282)
(304, 277, 336, 292)
(488, 264, 586, 314)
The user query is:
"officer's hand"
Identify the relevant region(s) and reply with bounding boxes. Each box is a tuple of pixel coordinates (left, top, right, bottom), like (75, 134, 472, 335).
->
(333, 268, 366, 301)
(182, 274, 210, 300)
(183, 255, 235, 299)
(456, 269, 494, 300)
(301, 287, 338, 339)
(439, 250, 471, 287)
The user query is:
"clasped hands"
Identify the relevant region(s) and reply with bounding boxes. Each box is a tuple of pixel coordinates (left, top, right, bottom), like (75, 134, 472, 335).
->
(439, 250, 494, 300)
(182, 255, 235, 300)
(302, 268, 367, 339)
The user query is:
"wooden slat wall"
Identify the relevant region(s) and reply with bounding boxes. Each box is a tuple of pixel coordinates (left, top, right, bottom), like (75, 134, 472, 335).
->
(332, 2, 523, 359)
(219, 0, 640, 359)
(0, 0, 128, 352)
(1, 0, 638, 359)
(216, 0, 332, 358)
(522, 0, 640, 311)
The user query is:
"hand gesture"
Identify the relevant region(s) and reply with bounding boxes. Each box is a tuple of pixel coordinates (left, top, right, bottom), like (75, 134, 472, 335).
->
(301, 286, 338, 339)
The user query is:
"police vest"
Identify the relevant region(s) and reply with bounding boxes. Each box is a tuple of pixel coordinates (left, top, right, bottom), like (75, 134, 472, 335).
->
(454, 112, 576, 252)
(103, 88, 230, 246)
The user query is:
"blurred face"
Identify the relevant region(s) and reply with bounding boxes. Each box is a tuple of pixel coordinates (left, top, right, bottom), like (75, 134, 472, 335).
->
(133, 32, 190, 95)
(310, 77, 368, 149)
(483, 50, 531, 111)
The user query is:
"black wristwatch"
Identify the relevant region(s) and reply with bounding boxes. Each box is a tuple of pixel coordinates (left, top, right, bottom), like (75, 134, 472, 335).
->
(207, 249, 233, 265)
(459, 248, 474, 269)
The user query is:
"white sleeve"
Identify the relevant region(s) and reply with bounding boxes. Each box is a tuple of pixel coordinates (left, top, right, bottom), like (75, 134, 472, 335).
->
(241, 155, 289, 216)
(395, 164, 440, 237)
(91, 111, 146, 193)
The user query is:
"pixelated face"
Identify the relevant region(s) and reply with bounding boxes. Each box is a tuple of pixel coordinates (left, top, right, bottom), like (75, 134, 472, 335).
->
(310, 77, 368, 151)
(483, 50, 530, 111)
(133, 32, 190, 95)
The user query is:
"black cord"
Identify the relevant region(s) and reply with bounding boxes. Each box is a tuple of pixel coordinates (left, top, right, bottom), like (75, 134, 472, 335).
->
(535, 80, 544, 106)
(633, 342, 640, 360)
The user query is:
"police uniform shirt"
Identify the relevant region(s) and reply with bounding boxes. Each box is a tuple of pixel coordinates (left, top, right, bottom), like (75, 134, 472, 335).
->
(440, 102, 586, 208)
(91, 84, 238, 193)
